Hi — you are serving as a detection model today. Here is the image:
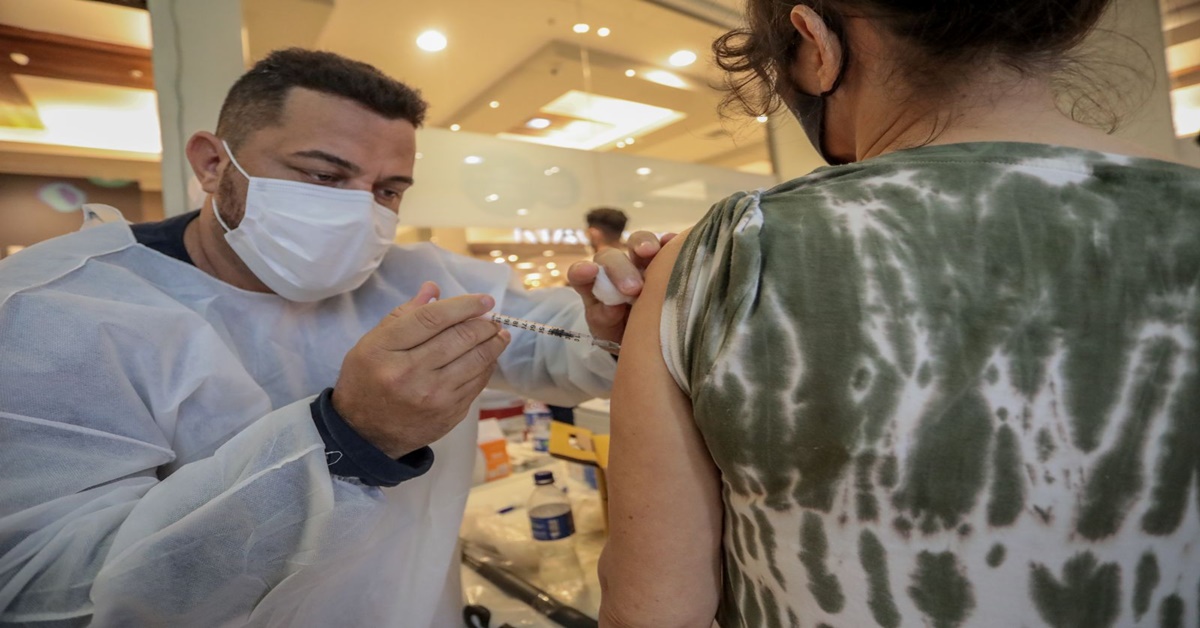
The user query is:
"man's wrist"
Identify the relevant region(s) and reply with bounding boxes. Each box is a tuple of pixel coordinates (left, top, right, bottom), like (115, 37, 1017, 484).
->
(312, 389, 434, 487)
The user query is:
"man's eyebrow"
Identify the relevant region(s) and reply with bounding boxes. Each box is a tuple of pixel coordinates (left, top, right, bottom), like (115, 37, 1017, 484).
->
(381, 175, 415, 186)
(291, 150, 360, 174)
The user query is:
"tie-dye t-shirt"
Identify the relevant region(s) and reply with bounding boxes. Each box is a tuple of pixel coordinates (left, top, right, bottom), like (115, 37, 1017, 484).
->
(661, 142, 1200, 628)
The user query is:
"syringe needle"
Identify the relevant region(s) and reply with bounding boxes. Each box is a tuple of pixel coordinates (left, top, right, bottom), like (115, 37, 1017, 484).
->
(589, 337, 622, 356)
(487, 312, 621, 356)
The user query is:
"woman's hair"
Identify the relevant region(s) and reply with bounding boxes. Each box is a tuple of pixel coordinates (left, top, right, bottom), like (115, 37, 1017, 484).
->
(714, 0, 1118, 120)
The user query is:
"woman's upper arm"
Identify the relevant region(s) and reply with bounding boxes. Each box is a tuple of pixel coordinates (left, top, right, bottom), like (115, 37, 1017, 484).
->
(599, 233, 724, 628)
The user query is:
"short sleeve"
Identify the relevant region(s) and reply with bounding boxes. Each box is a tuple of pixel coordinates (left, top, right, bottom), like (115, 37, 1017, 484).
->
(661, 190, 766, 396)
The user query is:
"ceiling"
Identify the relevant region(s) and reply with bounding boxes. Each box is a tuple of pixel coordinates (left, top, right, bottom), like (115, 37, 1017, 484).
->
(243, 0, 771, 171)
(0, 0, 769, 172)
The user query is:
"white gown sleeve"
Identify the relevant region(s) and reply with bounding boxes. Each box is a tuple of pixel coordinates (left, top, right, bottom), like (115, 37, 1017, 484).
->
(0, 292, 388, 627)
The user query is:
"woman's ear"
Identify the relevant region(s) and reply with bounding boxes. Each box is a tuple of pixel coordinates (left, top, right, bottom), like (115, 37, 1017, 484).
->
(789, 5, 844, 94)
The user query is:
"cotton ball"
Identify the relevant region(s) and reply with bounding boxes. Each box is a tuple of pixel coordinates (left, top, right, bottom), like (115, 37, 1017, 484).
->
(592, 267, 634, 306)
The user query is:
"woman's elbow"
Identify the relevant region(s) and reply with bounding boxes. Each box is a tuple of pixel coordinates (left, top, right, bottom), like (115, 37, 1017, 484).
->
(598, 552, 717, 628)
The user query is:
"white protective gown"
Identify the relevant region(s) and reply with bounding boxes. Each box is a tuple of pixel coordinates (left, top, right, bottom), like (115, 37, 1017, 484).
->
(0, 207, 616, 627)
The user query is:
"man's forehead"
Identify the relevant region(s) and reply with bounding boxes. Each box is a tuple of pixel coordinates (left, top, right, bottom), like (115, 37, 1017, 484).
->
(277, 87, 395, 126)
(252, 90, 415, 164)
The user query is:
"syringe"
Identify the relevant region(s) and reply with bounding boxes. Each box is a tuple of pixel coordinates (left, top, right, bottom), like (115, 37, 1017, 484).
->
(488, 312, 621, 356)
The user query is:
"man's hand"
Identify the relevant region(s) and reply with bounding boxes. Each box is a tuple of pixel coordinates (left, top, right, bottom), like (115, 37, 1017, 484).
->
(567, 231, 677, 344)
(332, 282, 511, 458)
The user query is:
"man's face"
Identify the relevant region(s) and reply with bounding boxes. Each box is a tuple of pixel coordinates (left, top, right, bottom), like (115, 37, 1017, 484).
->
(215, 87, 417, 228)
(586, 226, 604, 250)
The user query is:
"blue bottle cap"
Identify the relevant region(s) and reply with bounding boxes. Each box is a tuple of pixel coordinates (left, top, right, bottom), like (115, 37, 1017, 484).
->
(534, 471, 555, 485)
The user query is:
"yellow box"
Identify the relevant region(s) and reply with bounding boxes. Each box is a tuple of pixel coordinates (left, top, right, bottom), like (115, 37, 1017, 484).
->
(548, 421, 609, 527)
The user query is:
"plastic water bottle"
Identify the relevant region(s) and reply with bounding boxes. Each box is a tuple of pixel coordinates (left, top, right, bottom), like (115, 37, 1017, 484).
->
(526, 402, 552, 452)
(530, 416, 552, 452)
(527, 471, 585, 601)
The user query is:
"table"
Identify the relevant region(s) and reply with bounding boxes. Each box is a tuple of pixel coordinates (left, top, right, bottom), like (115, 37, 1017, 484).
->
(460, 460, 605, 627)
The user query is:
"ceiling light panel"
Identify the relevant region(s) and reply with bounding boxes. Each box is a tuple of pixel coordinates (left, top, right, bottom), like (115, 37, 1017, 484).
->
(498, 90, 684, 151)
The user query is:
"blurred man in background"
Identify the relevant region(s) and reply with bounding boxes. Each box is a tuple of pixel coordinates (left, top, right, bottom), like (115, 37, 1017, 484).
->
(585, 207, 628, 254)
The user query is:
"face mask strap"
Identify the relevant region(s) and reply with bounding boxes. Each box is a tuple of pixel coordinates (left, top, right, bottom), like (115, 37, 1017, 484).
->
(210, 139, 251, 234)
(221, 140, 252, 180)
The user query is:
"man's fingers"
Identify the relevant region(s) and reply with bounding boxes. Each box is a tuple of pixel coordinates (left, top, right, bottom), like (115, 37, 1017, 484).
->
(595, 248, 643, 298)
(627, 231, 666, 271)
(567, 261, 602, 307)
(379, 293, 495, 350)
(454, 361, 499, 401)
(441, 329, 510, 388)
(626, 230, 661, 256)
(384, 282, 441, 322)
(412, 318, 503, 369)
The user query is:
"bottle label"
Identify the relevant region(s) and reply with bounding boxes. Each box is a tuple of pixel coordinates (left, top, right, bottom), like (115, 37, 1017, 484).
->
(531, 512, 575, 541)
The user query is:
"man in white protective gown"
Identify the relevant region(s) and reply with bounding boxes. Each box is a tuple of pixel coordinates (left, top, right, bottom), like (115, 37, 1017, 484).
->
(0, 49, 664, 627)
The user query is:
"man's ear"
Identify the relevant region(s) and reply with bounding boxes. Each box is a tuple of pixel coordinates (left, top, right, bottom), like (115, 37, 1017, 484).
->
(789, 5, 844, 94)
(185, 131, 228, 194)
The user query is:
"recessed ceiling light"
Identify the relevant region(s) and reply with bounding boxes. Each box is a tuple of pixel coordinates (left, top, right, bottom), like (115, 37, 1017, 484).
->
(636, 167, 652, 176)
(546, 261, 558, 268)
(543, 250, 554, 257)
(624, 69, 636, 77)
(489, 101, 500, 109)
(516, 262, 535, 269)
(597, 27, 611, 37)
(516, 208, 529, 216)
(625, 137, 635, 144)
(493, 257, 507, 264)
(507, 254, 519, 262)
(485, 193, 500, 202)
(616, 142, 626, 148)
(415, 152, 424, 159)
(10, 52, 30, 66)
(416, 30, 448, 52)
(756, 115, 769, 123)
(490, 249, 503, 257)
(550, 269, 561, 277)
(643, 70, 687, 89)
(669, 50, 697, 67)
(526, 117, 552, 129)
(130, 69, 144, 78)
(464, 155, 484, 164)
(573, 23, 590, 34)
(633, 201, 645, 208)
(450, 124, 461, 131)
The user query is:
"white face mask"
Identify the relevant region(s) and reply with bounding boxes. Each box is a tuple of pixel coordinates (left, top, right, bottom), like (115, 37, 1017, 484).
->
(213, 140, 399, 302)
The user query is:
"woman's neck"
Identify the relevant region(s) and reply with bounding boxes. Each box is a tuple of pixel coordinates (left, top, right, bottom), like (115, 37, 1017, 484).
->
(852, 68, 1171, 162)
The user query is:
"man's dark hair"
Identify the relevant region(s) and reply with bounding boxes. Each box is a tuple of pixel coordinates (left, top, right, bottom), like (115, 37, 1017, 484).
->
(216, 48, 428, 149)
(586, 207, 628, 244)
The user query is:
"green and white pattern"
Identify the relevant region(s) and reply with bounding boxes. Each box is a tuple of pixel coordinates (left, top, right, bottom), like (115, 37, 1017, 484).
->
(662, 142, 1200, 627)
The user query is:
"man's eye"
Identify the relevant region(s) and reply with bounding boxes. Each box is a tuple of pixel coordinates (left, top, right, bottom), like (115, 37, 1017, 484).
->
(376, 189, 403, 209)
(309, 172, 338, 183)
